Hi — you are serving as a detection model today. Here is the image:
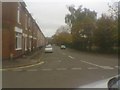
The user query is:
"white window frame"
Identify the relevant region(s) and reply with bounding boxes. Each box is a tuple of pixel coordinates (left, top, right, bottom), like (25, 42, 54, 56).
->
(25, 14, 28, 30)
(23, 34, 27, 51)
(25, 37, 27, 51)
(17, 4, 21, 24)
(15, 32, 22, 50)
(29, 38, 31, 51)
(15, 27, 22, 50)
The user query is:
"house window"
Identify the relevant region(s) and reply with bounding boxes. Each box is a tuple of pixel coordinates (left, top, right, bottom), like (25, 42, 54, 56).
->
(17, 6, 21, 24)
(15, 32, 22, 50)
(28, 17, 30, 27)
(29, 38, 31, 51)
(25, 14, 27, 30)
(23, 33, 27, 51)
(24, 35, 27, 51)
(15, 27, 22, 50)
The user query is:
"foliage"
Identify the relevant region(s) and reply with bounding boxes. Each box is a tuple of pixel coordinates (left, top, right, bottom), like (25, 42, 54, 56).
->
(53, 3, 118, 53)
(64, 4, 118, 52)
(65, 5, 97, 50)
(93, 14, 118, 51)
(108, 2, 119, 19)
(52, 32, 72, 46)
(108, 1, 119, 47)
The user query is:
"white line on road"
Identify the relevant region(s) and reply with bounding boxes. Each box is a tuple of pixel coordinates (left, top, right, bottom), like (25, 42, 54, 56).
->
(68, 56, 75, 59)
(88, 67, 98, 70)
(115, 66, 120, 69)
(41, 68, 52, 71)
(115, 66, 118, 68)
(71, 68, 82, 70)
(80, 60, 114, 70)
(102, 66, 114, 70)
(56, 68, 67, 70)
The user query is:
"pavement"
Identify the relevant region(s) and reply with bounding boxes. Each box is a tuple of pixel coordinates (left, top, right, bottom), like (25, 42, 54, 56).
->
(2, 48, 44, 69)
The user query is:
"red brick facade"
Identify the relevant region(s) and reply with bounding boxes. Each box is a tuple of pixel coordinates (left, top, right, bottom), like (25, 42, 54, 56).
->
(2, 2, 46, 60)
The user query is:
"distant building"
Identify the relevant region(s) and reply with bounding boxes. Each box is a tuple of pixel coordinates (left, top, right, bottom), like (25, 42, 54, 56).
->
(2, 1, 46, 60)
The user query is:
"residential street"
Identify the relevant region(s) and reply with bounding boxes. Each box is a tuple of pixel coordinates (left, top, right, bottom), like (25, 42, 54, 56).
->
(2, 45, 118, 88)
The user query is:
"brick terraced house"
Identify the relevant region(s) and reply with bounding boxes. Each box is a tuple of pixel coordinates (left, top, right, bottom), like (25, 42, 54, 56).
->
(2, 1, 46, 60)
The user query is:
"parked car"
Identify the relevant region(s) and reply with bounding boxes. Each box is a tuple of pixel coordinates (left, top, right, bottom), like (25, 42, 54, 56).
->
(79, 75, 120, 89)
(45, 44, 53, 53)
(60, 45, 66, 49)
(108, 75, 120, 89)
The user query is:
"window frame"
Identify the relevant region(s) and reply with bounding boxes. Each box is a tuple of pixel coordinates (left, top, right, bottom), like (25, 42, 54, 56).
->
(24, 34, 27, 51)
(25, 14, 28, 30)
(17, 3, 21, 24)
(15, 27, 23, 50)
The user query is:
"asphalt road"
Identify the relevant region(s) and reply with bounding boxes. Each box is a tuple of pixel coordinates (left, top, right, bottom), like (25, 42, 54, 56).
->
(2, 45, 118, 88)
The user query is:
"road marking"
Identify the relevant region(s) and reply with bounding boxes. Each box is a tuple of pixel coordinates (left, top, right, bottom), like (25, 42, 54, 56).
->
(115, 66, 118, 68)
(0, 61, 44, 71)
(56, 68, 67, 70)
(41, 68, 52, 71)
(102, 66, 114, 70)
(80, 60, 114, 70)
(115, 66, 120, 69)
(71, 68, 82, 70)
(68, 56, 75, 59)
(88, 67, 98, 70)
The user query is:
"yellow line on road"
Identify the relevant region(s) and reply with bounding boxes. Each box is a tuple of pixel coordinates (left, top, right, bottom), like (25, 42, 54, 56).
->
(0, 61, 44, 71)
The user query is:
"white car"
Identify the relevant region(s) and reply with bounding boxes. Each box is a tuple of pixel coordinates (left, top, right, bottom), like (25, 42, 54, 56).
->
(79, 78, 109, 88)
(60, 45, 66, 49)
(45, 44, 53, 53)
(79, 75, 120, 89)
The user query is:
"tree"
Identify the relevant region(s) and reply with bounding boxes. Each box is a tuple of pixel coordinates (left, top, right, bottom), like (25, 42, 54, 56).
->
(65, 5, 97, 50)
(108, 1, 119, 47)
(52, 32, 72, 46)
(118, 1, 120, 47)
(93, 14, 117, 51)
(52, 25, 72, 46)
(108, 1, 118, 19)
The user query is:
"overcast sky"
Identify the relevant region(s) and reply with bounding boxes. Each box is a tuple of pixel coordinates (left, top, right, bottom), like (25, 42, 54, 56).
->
(24, 0, 118, 37)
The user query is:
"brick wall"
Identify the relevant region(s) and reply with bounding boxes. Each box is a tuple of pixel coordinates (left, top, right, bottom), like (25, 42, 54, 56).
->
(2, 2, 46, 60)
